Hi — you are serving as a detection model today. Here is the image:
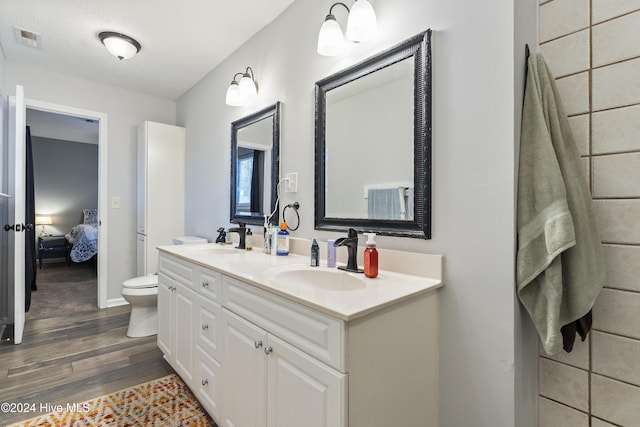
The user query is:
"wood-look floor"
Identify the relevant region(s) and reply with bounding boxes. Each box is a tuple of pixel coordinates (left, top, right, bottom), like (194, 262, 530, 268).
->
(0, 268, 174, 425)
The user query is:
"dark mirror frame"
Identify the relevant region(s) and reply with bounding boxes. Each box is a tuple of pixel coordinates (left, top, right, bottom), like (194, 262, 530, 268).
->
(314, 29, 432, 239)
(230, 101, 281, 226)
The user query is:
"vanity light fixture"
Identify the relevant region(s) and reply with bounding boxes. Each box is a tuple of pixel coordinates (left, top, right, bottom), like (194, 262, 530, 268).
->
(98, 31, 141, 60)
(317, 0, 378, 56)
(225, 67, 258, 107)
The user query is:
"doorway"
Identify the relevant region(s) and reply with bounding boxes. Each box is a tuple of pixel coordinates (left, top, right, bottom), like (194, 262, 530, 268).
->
(25, 99, 108, 309)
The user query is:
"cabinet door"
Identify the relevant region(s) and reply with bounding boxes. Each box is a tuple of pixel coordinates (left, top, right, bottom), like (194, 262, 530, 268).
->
(223, 309, 267, 427)
(196, 346, 223, 422)
(174, 284, 197, 385)
(267, 334, 346, 427)
(157, 274, 174, 360)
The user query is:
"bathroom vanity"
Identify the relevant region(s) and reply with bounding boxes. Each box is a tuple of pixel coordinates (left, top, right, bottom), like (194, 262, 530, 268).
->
(157, 243, 442, 427)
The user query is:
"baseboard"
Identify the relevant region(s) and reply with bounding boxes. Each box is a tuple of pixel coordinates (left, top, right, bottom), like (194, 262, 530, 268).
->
(107, 297, 128, 308)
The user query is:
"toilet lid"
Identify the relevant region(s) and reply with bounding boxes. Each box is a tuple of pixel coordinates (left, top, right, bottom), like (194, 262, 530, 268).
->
(123, 275, 158, 289)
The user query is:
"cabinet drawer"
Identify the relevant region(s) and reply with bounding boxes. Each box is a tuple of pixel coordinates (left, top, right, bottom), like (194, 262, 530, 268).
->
(223, 276, 344, 371)
(196, 267, 222, 303)
(195, 346, 223, 422)
(159, 253, 193, 288)
(197, 295, 222, 361)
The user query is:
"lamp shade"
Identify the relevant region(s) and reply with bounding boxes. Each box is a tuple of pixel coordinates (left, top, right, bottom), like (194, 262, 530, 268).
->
(35, 216, 52, 225)
(99, 32, 141, 60)
(225, 81, 244, 106)
(317, 15, 345, 56)
(346, 0, 378, 42)
(238, 74, 258, 101)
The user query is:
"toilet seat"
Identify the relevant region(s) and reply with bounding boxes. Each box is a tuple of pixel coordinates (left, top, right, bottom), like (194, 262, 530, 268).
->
(123, 275, 158, 289)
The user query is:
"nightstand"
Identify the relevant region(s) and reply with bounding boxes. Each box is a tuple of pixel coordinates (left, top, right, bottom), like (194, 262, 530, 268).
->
(38, 235, 69, 269)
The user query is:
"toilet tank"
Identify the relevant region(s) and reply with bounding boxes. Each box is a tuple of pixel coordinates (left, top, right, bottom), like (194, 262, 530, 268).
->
(173, 236, 208, 245)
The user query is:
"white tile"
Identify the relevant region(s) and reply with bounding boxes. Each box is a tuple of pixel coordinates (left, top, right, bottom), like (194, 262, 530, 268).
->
(592, 374, 640, 426)
(556, 72, 589, 116)
(540, 0, 590, 42)
(593, 11, 640, 67)
(568, 114, 589, 156)
(591, 418, 618, 427)
(593, 153, 640, 197)
(593, 288, 640, 339)
(539, 397, 589, 426)
(602, 244, 640, 292)
(593, 104, 640, 154)
(539, 358, 589, 411)
(593, 200, 640, 244)
(592, 331, 640, 387)
(541, 30, 590, 77)
(593, 58, 640, 110)
(593, 0, 640, 23)
(541, 335, 589, 370)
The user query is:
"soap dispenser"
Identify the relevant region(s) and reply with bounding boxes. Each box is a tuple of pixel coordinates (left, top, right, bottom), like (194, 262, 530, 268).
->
(363, 233, 378, 278)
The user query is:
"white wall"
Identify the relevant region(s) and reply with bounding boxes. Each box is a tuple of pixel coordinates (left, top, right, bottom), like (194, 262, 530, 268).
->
(5, 63, 176, 301)
(177, 0, 538, 425)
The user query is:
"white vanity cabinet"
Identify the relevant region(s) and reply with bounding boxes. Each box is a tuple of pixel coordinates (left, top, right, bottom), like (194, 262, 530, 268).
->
(157, 250, 440, 427)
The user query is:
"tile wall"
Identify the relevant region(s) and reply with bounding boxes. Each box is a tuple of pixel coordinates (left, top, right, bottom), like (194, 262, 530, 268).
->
(538, 0, 640, 425)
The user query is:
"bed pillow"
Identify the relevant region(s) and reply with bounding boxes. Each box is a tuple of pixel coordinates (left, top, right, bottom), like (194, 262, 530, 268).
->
(83, 209, 98, 225)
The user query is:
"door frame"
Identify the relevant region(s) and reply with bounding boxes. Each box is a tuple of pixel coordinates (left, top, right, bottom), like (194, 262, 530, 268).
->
(26, 98, 109, 308)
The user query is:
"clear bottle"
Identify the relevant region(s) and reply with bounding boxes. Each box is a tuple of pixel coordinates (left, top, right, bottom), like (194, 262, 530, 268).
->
(277, 222, 290, 256)
(363, 233, 378, 278)
(270, 224, 280, 256)
(245, 228, 253, 251)
(310, 238, 320, 267)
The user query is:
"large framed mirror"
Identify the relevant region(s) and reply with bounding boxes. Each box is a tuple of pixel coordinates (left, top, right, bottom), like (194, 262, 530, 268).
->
(314, 30, 432, 238)
(230, 101, 281, 226)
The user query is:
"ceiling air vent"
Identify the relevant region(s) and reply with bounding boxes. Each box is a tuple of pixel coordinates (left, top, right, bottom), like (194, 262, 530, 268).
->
(13, 26, 42, 49)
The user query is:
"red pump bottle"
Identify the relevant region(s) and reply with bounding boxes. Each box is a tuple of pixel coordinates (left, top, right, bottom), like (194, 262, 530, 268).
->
(363, 233, 378, 278)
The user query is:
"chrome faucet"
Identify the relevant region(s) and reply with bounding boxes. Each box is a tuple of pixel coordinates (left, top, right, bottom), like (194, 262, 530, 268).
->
(228, 223, 247, 249)
(334, 228, 363, 273)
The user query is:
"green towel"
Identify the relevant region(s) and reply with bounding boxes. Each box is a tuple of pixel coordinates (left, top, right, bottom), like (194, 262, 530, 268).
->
(517, 54, 605, 355)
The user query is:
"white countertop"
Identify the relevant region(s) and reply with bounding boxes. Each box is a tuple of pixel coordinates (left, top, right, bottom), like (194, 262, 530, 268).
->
(158, 243, 443, 321)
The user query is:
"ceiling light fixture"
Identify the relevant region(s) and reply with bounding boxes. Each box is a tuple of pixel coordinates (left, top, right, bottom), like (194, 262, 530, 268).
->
(225, 67, 258, 107)
(98, 31, 141, 60)
(317, 1, 378, 56)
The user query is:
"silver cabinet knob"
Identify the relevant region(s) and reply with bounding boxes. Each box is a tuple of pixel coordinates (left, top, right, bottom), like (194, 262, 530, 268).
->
(202, 324, 209, 331)
(264, 346, 273, 355)
(254, 340, 263, 349)
(202, 379, 208, 386)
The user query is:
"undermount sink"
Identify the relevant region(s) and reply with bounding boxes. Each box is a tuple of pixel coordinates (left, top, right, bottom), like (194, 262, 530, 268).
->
(268, 266, 367, 291)
(180, 244, 241, 256)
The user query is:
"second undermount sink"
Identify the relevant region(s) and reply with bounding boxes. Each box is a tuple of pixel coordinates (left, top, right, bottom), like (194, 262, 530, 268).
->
(180, 244, 241, 256)
(268, 266, 367, 291)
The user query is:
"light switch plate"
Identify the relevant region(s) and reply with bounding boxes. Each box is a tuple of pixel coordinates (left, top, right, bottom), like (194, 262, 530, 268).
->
(284, 172, 298, 193)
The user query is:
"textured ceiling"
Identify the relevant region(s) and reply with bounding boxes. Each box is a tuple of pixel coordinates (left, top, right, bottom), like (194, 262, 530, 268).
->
(0, 0, 296, 100)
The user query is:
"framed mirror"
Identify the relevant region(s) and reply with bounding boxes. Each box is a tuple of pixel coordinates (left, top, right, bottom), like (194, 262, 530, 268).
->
(230, 101, 281, 226)
(314, 30, 432, 238)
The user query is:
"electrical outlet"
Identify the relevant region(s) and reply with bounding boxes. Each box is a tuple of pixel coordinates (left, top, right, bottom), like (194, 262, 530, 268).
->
(284, 172, 298, 193)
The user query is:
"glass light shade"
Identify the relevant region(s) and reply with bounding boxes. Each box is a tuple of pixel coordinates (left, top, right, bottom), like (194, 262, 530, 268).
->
(239, 74, 258, 100)
(317, 16, 345, 56)
(100, 34, 140, 60)
(226, 81, 244, 106)
(346, 0, 378, 42)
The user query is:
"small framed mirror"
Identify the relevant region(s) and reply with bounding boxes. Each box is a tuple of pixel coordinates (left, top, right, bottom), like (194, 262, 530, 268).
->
(230, 102, 281, 225)
(315, 30, 432, 238)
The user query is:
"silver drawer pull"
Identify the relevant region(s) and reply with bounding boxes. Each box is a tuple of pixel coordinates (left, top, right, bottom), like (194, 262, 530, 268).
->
(264, 346, 273, 355)
(202, 379, 208, 386)
(254, 340, 263, 349)
(202, 324, 209, 331)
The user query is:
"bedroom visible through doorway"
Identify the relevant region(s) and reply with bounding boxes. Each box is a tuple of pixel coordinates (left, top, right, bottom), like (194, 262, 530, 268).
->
(24, 101, 108, 313)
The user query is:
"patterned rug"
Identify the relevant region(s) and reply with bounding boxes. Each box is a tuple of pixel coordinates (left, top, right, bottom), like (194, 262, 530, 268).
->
(8, 374, 216, 427)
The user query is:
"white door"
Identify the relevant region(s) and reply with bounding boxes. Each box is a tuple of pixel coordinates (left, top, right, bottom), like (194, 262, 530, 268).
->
(267, 334, 346, 427)
(6, 85, 27, 344)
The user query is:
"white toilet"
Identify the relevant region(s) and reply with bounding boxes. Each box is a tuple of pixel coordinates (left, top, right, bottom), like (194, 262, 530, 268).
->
(121, 235, 208, 337)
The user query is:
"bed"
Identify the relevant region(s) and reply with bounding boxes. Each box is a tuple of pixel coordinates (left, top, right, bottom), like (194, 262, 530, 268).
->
(66, 209, 98, 263)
